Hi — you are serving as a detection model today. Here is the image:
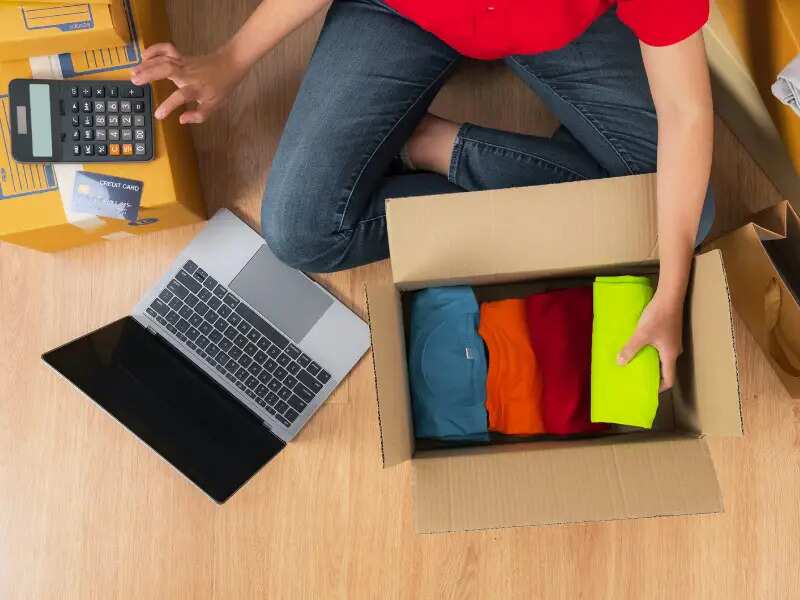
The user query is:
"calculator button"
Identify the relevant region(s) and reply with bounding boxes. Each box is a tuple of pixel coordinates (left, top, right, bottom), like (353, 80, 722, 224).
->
(94, 86, 105, 98)
(125, 86, 144, 98)
(107, 100, 119, 113)
(108, 129, 120, 141)
(82, 101, 92, 112)
(94, 114, 106, 127)
(121, 114, 132, 127)
(96, 144, 108, 156)
(72, 144, 81, 156)
(109, 143, 121, 156)
(133, 101, 145, 113)
(71, 115, 80, 127)
(120, 100, 132, 113)
(122, 144, 133, 156)
(121, 129, 132, 142)
(134, 129, 145, 141)
(83, 144, 94, 156)
(70, 86, 79, 98)
(95, 129, 106, 141)
(93, 100, 105, 113)
(82, 129, 94, 140)
(82, 114, 93, 127)
(81, 86, 92, 98)
(71, 130, 81, 141)
(109, 86, 119, 98)
(108, 114, 119, 127)
(71, 101, 80, 113)
(133, 114, 145, 127)
(134, 143, 146, 156)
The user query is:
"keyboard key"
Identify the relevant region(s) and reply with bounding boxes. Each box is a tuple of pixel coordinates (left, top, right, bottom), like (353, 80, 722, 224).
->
(265, 359, 278, 373)
(247, 329, 261, 343)
(236, 321, 251, 335)
(198, 288, 212, 302)
(218, 304, 232, 318)
(134, 114, 146, 127)
(134, 128, 145, 141)
(274, 366, 288, 381)
(276, 354, 291, 367)
(254, 351, 268, 364)
(82, 129, 94, 141)
(223, 293, 239, 309)
(187, 327, 200, 341)
(234, 334, 248, 348)
(208, 297, 222, 310)
(258, 371, 272, 384)
(146, 307, 157, 318)
(275, 414, 292, 427)
(286, 362, 301, 376)
(213, 284, 226, 298)
(284, 375, 298, 389)
(287, 395, 306, 413)
(96, 128, 107, 141)
(185, 295, 199, 308)
(267, 379, 281, 392)
(96, 144, 108, 157)
(275, 400, 290, 414)
(175, 270, 202, 293)
(83, 144, 94, 156)
(81, 85, 92, 97)
(236, 367, 249, 380)
(277, 386, 292, 401)
(121, 129, 133, 141)
(208, 330, 223, 344)
(297, 354, 311, 368)
(255, 384, 268, 397)
(108, 114, 120, 127)
(229, 346, 243, 359)
(109, 86, 119, 98)
(134, 143, 147, 156)
(168, 297, 182, 311)
(109, 144, 121, 156)
(178, 305, 192, 319)
(189, 314, 203, 328)
(126, 86, 144, 98)
(245, 342, 258, 355)
(248, 363, 261, 376)
(238, 355, 252, 368)
(307, 362, 322, 376)
(226, 358, 238, 371)
(82, 114, 93, 127)
(267, 345, 281, 359)
(150, 298, 169, 316)
(256, 337, 270, 351)
(224, 325, 238, 340)
(214, 317, 228, 332)
(218, 338, 233, 352)
(82, 100, 92, 112)
(72, 144, 81, 156)
(203, 275, 218, 290)
(227, 313, 242, 327)
(176, 319, 190, 333)
(133, 101, 145, 113)
(122, 143, 133, 156)
(285, 408, 300, 423)
(198, 322, 213, 336)
(94, 100, 105, 113)
(120, 100, 132, 113)
(234, 303, 290, 349)
(294, 383, 315, 403)
(107, 100, 119, 113)
(94, 86, 105, 98)
(197, 336, 210, 350)
(71, 101, 81, 113)
(298, 369, 324, 393)
(71, 129, 81, 141)
(246, 376, 259, 389)
(317, 370, 331, 384)
(285, 345, 301, 359)
(158, 289, 173, 302)
(71, 86, 79, 97)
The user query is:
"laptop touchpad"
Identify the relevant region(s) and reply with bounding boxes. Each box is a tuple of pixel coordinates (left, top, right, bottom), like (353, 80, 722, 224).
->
(230, 245, 333, 343)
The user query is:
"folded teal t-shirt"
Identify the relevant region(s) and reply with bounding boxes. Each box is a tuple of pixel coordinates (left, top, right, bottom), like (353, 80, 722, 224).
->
(591, 276, 660, 428)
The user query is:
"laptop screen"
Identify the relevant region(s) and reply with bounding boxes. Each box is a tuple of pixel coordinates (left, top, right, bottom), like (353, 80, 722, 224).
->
(43, 317, 285, 502)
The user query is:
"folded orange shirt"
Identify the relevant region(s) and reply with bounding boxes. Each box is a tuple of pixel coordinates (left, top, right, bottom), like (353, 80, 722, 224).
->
(478, 299, 545, 435)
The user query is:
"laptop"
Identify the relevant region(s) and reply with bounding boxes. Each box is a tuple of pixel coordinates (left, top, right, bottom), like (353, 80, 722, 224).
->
(43, 209, 371, 502)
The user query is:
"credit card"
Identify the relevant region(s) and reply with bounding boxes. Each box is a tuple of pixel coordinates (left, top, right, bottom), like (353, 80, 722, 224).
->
(70, 171, 142, 221)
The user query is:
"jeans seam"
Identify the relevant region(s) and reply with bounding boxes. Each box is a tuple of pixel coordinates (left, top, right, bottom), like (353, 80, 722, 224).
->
(459, 134, 591, 180)
(448, 123, 469, 183)
(336, 57, 460, 233)
(507, 56, 636, 175)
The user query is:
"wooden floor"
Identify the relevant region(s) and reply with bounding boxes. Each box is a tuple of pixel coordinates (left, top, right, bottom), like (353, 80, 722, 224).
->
(2, 2, 799, 598)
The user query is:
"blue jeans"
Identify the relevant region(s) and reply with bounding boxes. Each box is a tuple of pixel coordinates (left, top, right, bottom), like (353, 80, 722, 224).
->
(262, 0, 715, 272)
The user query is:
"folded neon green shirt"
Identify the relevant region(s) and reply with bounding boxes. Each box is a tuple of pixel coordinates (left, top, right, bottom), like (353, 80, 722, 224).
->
(591, 275, 660, 428)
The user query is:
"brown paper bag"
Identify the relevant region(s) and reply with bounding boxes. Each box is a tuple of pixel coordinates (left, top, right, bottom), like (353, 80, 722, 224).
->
(707, 201, 800, 397)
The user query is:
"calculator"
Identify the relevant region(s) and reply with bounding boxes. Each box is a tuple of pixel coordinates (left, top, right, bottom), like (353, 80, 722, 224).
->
(8, 78, 155, 163)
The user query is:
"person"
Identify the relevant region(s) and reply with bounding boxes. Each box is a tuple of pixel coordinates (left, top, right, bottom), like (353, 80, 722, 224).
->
(131, 0, 715, 391)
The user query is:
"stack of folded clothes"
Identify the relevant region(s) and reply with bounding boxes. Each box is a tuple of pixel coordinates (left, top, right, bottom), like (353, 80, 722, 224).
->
(408, 276, 661, 442)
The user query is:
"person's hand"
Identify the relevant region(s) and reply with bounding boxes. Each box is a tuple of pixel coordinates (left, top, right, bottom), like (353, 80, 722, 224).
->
(617, 293, 684, 392)
(130, 43, 248, 124)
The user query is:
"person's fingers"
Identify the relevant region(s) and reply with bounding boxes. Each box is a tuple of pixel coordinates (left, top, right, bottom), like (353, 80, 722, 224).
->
(658, 350, 679, 392)
(154, 87, 197, 120)
(617, 330, 648, 365)
(130, 56, 180, 85)
(179, 102, 215, 124)
(141, 42, 181, 61)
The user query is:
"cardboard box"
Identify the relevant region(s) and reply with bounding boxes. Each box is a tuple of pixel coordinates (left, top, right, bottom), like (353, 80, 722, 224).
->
(367, 174, 742, 533)
(0, 1, 130, 62)
(704, 1, 800, 209)
(707, 200, 800, 398)
(0, 0, 206, 252)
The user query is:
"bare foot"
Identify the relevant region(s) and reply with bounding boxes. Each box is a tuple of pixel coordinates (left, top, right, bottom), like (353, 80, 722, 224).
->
(405, 113, 460, 176)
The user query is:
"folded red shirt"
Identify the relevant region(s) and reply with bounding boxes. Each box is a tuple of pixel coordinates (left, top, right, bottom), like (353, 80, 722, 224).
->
(525, 287, 608, 435)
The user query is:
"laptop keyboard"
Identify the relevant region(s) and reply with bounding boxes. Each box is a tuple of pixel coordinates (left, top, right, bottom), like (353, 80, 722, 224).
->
(144, 260, 332, 429)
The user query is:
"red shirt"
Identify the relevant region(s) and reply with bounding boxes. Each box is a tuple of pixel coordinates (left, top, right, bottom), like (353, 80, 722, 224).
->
(385, 0, 710, 59)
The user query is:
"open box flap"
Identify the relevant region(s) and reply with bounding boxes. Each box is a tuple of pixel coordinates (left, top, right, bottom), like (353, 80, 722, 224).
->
(413, 436, 722, 533)
(365, 280, 413, 467)
(386, 174, 658, 290)
(674, 250, 743, 436)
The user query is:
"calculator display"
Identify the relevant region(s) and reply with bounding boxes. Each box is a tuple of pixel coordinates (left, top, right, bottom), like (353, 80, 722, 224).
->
(29, 84, 53, 158)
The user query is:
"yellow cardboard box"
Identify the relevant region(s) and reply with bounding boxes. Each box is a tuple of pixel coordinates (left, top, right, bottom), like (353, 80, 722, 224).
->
(0, 0, 206, 252)
(0, 1, 130, 62)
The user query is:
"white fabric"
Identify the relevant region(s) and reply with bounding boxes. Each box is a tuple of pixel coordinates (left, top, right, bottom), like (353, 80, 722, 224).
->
(772, 54, 800, 118)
